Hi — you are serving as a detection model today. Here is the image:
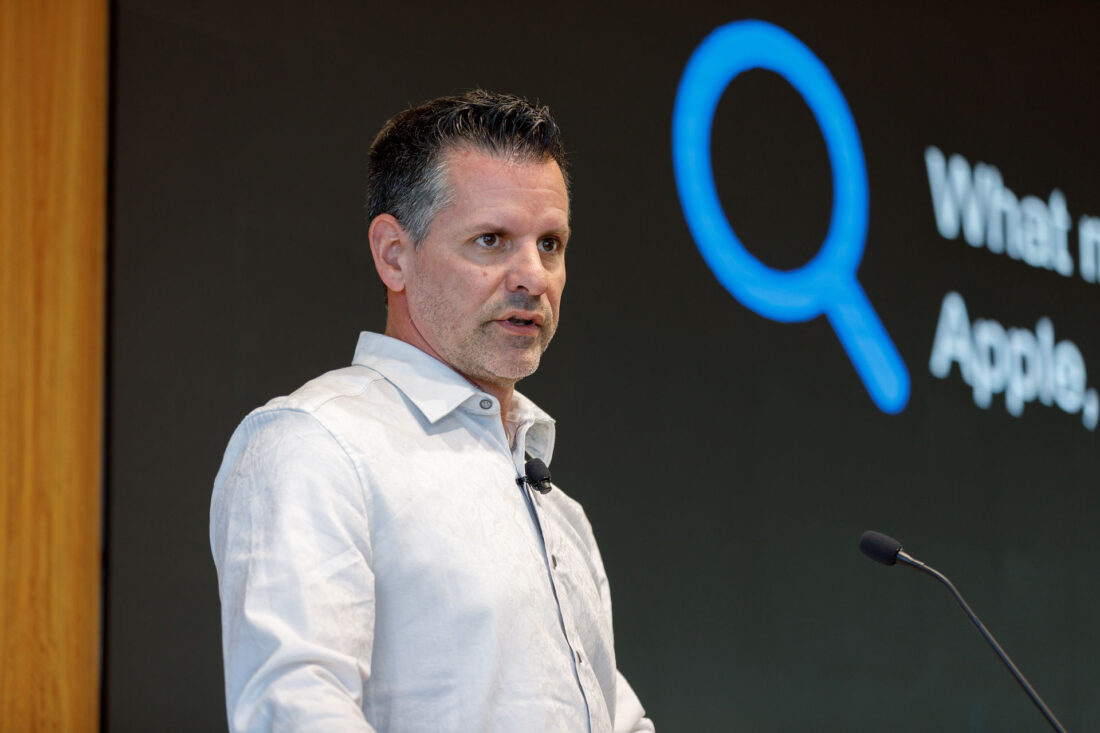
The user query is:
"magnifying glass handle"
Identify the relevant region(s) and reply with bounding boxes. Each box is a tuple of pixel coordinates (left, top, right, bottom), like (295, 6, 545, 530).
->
(825, 279, 910, 414)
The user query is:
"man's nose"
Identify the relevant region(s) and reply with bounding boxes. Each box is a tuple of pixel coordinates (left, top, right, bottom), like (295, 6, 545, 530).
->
(505, 241, 550, 295)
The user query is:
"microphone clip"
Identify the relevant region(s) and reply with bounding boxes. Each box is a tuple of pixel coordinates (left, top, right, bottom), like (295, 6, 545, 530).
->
(516, 456, 553, 494)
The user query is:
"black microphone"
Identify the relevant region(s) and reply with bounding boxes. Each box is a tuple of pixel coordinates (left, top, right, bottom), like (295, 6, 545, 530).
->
(515, 457, 553, 494)
(859, 530, 1067, 733)
(858, 530, 903, 566)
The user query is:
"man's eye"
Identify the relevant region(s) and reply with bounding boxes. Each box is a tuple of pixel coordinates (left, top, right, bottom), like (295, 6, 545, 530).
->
(476, 234, 500, 248)
(538, 238, 561, 253)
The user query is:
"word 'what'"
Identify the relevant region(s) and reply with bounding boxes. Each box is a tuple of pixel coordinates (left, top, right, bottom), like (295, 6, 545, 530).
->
(925, 146, 1100, 282)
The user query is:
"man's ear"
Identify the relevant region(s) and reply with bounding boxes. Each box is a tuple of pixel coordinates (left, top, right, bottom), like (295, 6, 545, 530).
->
(368, 213, 413, 293)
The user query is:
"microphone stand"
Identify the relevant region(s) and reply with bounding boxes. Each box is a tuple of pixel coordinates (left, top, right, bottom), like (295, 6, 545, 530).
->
(895, 549, 1067, 733)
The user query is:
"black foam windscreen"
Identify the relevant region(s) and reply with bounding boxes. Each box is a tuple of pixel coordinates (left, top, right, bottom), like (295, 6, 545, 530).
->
(860, 530, 903, 566)
(525, 457, 553, 494)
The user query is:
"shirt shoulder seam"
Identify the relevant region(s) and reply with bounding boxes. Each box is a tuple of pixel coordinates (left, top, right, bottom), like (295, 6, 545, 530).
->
(245, 398, 372, 506)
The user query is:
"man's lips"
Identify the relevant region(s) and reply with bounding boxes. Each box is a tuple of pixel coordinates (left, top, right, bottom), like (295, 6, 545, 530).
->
(492, 310, 546, 335)
(496, 310, 544, 327)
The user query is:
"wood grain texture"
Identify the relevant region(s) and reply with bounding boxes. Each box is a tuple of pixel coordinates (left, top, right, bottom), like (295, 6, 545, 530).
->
(0, 1, 108, 731)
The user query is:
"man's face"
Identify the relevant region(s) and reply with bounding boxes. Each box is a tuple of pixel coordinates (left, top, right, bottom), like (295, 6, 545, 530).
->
(403, 147, 569, 390)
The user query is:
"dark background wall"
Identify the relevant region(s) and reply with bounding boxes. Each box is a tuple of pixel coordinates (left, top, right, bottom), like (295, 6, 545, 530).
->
(107, 1, 1100, 730)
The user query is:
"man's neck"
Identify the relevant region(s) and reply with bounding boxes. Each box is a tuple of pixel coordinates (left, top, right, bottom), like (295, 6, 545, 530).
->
(383, 317, 517, 436)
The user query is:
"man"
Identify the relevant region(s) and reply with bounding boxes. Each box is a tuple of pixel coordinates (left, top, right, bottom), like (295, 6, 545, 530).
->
(211, 90, 654, 733)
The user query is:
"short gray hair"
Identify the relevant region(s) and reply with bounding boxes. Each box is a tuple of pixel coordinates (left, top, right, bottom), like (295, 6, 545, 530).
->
(365, 90, 569, 245)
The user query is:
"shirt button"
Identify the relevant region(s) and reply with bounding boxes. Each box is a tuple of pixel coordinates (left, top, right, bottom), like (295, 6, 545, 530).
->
(575, 649, 583, 664)
(551, 554, 558, 569)
(479, 398, 493, 410)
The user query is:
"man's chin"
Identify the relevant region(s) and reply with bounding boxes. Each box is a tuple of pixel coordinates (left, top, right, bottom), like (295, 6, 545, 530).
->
(493, 359, 542, 383)
(474, 351, 544, 386)
(446, 334, 550, 387)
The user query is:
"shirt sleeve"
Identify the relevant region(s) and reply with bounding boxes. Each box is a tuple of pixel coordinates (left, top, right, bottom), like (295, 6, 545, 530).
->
(561, 494, 655, 733)
(614, 670, 656, 733)
(210, 408, 378, 733)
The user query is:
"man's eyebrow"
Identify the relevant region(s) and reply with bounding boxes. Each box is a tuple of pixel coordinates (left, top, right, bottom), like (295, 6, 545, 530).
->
(461, 221, 571, 238)
(463, 221, 506, 234)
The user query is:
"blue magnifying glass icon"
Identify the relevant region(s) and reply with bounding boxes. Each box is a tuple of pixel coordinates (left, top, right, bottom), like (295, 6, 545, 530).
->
(672, 20, 909, 414)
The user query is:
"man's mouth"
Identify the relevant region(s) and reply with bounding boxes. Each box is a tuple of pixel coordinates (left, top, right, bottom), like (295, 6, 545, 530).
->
(497, 309, 544, 328)
(494, 311, 545, 336)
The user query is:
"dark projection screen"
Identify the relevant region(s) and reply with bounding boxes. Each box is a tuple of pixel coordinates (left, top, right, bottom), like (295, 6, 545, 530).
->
(108, 2, 1100, 730)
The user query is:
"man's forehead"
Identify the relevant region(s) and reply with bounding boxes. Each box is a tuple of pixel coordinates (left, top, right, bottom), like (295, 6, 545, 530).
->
(442, 147, 567, 193)
(439, 147, 570, 221)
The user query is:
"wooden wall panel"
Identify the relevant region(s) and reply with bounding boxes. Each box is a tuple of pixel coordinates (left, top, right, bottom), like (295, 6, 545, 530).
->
(0, 1, 108, 731)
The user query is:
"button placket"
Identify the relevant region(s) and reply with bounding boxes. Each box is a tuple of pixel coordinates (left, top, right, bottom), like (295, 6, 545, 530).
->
(542, 521, 583, 671)
(517, 460, 597, 727)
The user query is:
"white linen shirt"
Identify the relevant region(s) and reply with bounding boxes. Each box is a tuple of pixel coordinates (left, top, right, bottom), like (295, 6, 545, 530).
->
(211, 332, 653, 733)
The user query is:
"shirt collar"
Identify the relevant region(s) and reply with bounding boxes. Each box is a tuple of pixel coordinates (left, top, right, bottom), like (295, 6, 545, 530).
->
(508, 390, 556, 465)
(351, 332, 556, 463)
